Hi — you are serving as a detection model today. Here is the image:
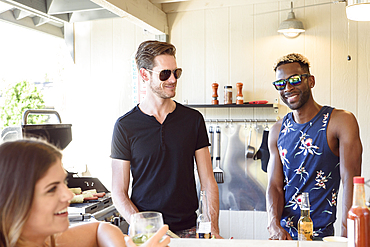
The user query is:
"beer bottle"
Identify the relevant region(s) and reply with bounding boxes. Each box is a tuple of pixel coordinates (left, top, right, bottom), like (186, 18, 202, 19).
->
(196, 190, 211, 239)
(298, 192, 313, 241)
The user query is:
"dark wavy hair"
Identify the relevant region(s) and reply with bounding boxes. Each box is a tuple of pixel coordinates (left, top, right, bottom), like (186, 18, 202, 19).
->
(0, 139, 62, 247)
(135, 40, 176, 71)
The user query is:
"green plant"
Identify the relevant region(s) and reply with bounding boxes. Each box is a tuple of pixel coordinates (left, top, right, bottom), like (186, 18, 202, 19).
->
(0, 81, 46, 129)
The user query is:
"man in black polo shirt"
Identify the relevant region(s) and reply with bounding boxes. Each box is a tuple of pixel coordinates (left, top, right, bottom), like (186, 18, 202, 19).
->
(111, 40, 220, 238)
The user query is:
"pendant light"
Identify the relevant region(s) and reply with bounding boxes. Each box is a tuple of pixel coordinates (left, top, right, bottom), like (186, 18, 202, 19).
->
(346, 0, 370, 21)
(278, 2, 305, 38)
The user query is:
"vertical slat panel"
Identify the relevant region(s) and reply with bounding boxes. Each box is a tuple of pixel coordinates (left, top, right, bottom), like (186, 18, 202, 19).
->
(180, 10, 206, 104)
(357, 21, 370, 197)
(205, 8, 229, 104)
(330, 3, 356, 112)
(304, 0, 332, 107)
(254, 2, 282, 111)
(167, 12, 183, 104)
(229, 210, 254, 239)
(219, 210, 231, 239)
(229, 5, 253, 103)
(254, 211, 269, 239)
(112, 18, 136, 118)
(65, 21, 92, 174)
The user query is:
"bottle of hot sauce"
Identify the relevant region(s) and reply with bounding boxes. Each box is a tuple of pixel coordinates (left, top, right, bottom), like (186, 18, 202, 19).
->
(347, 176, 370, 247)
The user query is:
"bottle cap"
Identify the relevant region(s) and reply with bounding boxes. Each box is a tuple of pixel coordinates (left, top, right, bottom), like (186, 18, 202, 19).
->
(353, 176, 364, 184)
(224, 85, 232, 88)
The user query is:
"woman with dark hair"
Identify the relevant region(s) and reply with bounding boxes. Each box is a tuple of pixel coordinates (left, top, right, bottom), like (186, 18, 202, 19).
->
(0, 139, 170, 247)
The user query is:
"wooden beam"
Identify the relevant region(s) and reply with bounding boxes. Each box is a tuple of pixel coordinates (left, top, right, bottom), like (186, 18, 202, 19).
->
(150, 0, 190, 3)
(162, 0, 287, 13)
(90, 0, 168, 35)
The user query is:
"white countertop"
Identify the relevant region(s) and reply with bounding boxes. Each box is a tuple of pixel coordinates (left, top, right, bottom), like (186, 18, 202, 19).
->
(168, 239, 347, 247)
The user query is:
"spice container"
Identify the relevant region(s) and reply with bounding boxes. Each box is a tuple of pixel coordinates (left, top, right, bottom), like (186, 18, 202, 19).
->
(212, 83, 219, 105)
(236, 82, 244, 104)
(224, 86, 232, 104)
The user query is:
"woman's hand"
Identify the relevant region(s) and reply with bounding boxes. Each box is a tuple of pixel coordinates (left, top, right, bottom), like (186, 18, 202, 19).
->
(125, 225, 170, 247)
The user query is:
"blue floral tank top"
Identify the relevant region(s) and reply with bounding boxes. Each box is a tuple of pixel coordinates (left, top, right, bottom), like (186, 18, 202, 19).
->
(278, 106, 340, 238)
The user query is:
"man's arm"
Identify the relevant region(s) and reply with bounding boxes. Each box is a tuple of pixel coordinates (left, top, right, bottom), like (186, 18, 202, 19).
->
(266, 121, 293, 240)
(331, 110, 362, 237)
(111, 158, 139, 224)
(195, 146, 221, 238)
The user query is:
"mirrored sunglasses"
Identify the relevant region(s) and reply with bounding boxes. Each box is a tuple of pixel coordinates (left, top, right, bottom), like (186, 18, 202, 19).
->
(146, 68, 182, 81)
(272, 74, 310, 90)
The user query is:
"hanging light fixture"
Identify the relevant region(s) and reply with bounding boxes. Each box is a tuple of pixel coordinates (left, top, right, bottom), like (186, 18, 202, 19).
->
(346, 0, 370, 21)
(278, 2, 305, 38)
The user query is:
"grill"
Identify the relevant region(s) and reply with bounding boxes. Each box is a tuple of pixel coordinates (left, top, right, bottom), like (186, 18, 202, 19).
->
(1, 109, 128, 233)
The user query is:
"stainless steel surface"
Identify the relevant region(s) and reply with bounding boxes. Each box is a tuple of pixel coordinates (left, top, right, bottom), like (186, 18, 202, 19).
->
(68, 193, 113, 214)
(68, 213, 92, 222)
(207, 121, 267, 211)
(92, 204, 116, 219)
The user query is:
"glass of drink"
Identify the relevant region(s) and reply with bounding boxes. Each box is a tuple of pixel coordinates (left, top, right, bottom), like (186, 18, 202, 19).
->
(130, 211, 164, 246)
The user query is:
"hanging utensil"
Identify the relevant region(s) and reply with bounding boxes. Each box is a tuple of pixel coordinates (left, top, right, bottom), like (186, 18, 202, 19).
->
(245, 121, 255, 159)
(213, 125, 224, 183)
(264, 119, 269, 131)
(208, 125, 214, 168)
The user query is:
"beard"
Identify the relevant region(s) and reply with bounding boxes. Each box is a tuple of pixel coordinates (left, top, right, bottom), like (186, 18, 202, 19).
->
(280, 83, 311, 110)
(148, 78, 176, 99)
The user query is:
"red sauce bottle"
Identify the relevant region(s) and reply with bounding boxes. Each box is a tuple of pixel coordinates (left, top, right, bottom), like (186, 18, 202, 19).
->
(347, 176, 370, 247)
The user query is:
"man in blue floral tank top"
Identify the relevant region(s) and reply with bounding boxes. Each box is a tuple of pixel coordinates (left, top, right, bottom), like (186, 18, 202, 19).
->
(266, 53, 362, 240)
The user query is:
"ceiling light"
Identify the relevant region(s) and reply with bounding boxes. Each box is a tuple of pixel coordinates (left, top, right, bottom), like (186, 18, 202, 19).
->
(346, 0, 370, 21)
(278, 2, 305, 38)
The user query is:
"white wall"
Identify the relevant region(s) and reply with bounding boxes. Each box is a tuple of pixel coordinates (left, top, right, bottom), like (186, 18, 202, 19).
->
(69, 0, 370, 240)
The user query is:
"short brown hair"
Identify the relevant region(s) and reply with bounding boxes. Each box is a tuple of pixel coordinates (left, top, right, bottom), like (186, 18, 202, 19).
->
(273, 53, 310, 73)
(135, 40, 176, 70)
(0, 139, 62, 247)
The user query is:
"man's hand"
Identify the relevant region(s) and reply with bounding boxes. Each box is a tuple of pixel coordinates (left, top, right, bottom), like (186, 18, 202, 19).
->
(267, 223, 293, 240)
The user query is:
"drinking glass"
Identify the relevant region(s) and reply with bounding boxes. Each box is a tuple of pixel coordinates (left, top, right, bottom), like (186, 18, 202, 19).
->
(129, 211, 164, 245)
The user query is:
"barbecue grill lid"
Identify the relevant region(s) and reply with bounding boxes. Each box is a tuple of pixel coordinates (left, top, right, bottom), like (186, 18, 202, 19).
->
(21, 109, 72, 150)
(22, 123, 72, 150)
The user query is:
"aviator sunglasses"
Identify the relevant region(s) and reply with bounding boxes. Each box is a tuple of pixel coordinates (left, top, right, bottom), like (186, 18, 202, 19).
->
(146, 68, 182, 81)
(272, 74, 310, 90)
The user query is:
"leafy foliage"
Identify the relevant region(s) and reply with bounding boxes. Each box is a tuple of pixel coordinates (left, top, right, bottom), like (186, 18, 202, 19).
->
(0, 81, 46, 129)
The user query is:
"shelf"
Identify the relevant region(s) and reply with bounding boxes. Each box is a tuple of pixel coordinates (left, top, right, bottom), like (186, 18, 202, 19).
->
(186, 103, 274, 108)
